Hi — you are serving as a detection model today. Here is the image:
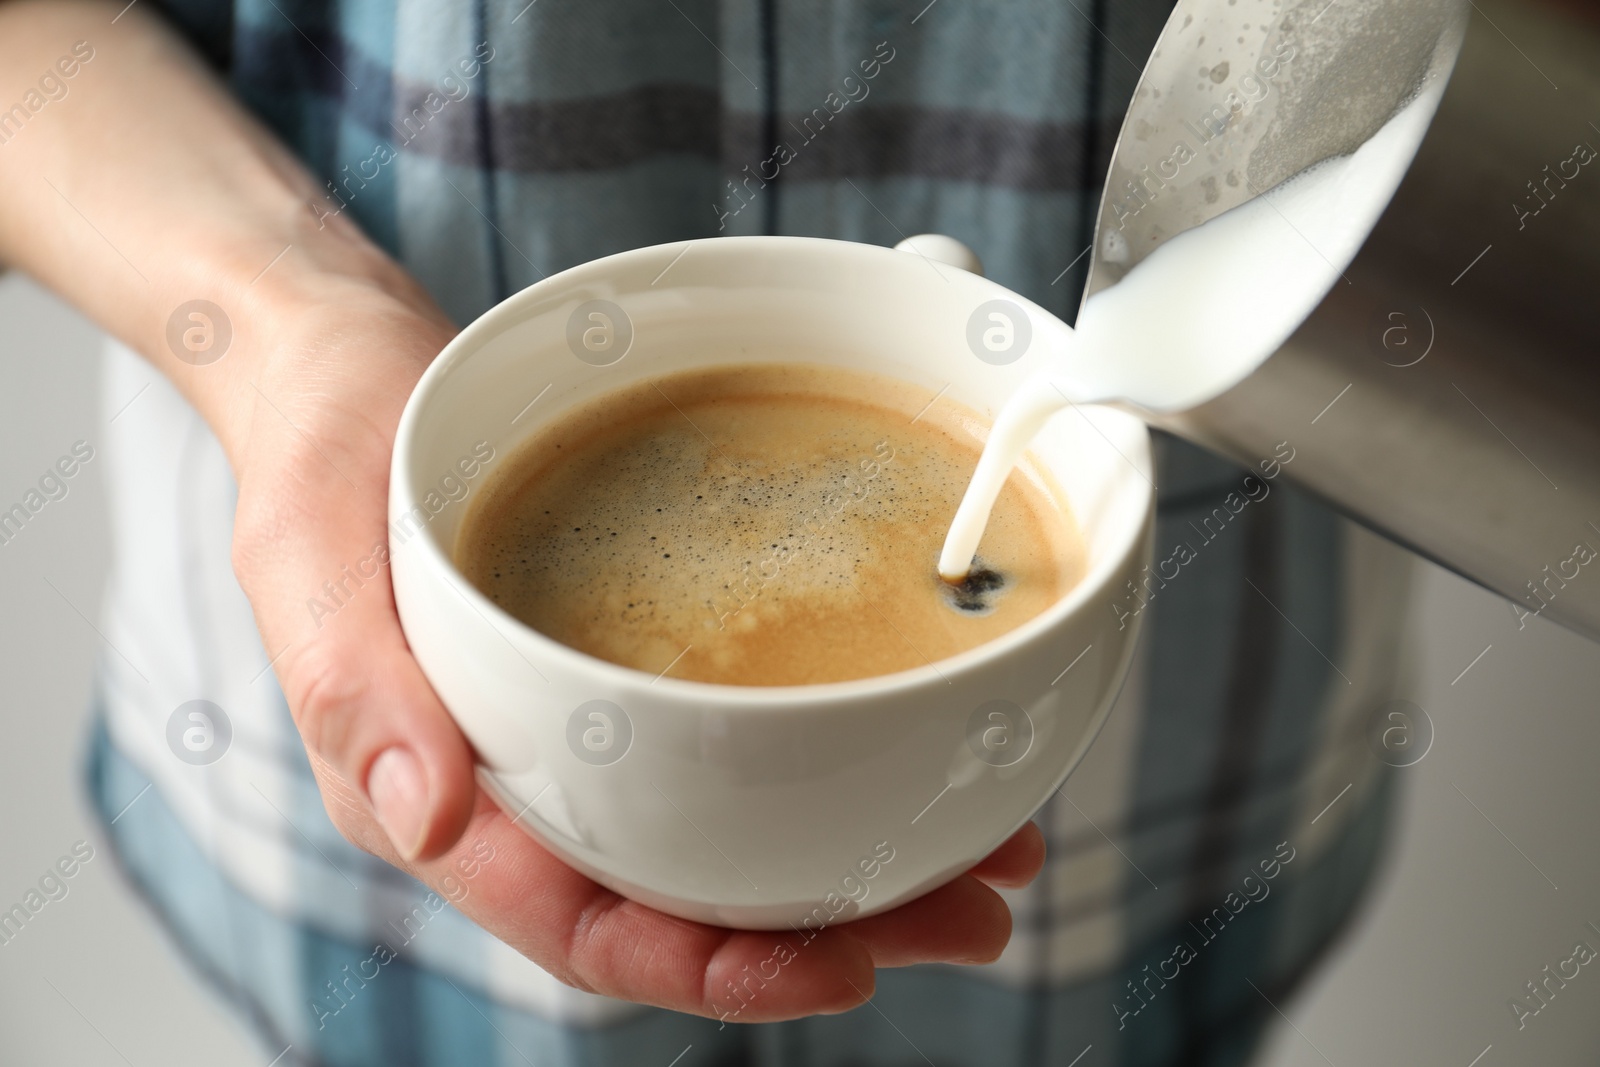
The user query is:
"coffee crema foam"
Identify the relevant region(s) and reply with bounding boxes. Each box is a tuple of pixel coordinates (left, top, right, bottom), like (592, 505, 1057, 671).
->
(456, 364, 1084, 686)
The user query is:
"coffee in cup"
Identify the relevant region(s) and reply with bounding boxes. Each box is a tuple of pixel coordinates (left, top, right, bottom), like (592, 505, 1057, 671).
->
(455, 362, 1085, 686)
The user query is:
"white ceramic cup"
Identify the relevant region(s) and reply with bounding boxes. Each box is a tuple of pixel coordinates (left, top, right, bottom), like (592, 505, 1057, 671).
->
(390, 235, 1154, 930)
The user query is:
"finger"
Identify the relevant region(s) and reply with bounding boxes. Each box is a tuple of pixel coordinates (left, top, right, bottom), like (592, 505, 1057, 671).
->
(233, 325, 476, 862)
(428, 803, 876, 1021)
(845, 873, 1013, 968)
(284, 628, 479, 860)
(967, 820, 1046, 889)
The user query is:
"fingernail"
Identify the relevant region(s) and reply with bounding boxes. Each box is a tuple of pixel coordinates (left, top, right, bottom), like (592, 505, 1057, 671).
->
(369, 747, 428, 859)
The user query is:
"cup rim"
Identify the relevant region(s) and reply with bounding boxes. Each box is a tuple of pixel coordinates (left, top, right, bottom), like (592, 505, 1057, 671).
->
(392, 235, 1154, 710)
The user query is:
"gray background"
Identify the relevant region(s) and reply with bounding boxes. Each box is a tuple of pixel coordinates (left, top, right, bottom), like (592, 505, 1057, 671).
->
(1, 272, 1597, 1065)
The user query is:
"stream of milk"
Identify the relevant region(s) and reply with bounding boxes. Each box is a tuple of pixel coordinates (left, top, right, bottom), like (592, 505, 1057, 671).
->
(938, 80, 1447, 581)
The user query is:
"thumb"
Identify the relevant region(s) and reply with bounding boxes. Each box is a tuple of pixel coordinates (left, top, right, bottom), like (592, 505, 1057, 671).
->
(231, 364, 476, 863)
(279, 600, 478, 861)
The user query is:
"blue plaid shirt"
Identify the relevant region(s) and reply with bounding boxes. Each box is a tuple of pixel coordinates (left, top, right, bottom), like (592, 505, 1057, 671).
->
(88, 2, 1412, 1065)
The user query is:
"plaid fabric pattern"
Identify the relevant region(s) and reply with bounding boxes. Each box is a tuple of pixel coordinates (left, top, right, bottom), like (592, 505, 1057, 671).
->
(87, 1, 1416, 1064)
